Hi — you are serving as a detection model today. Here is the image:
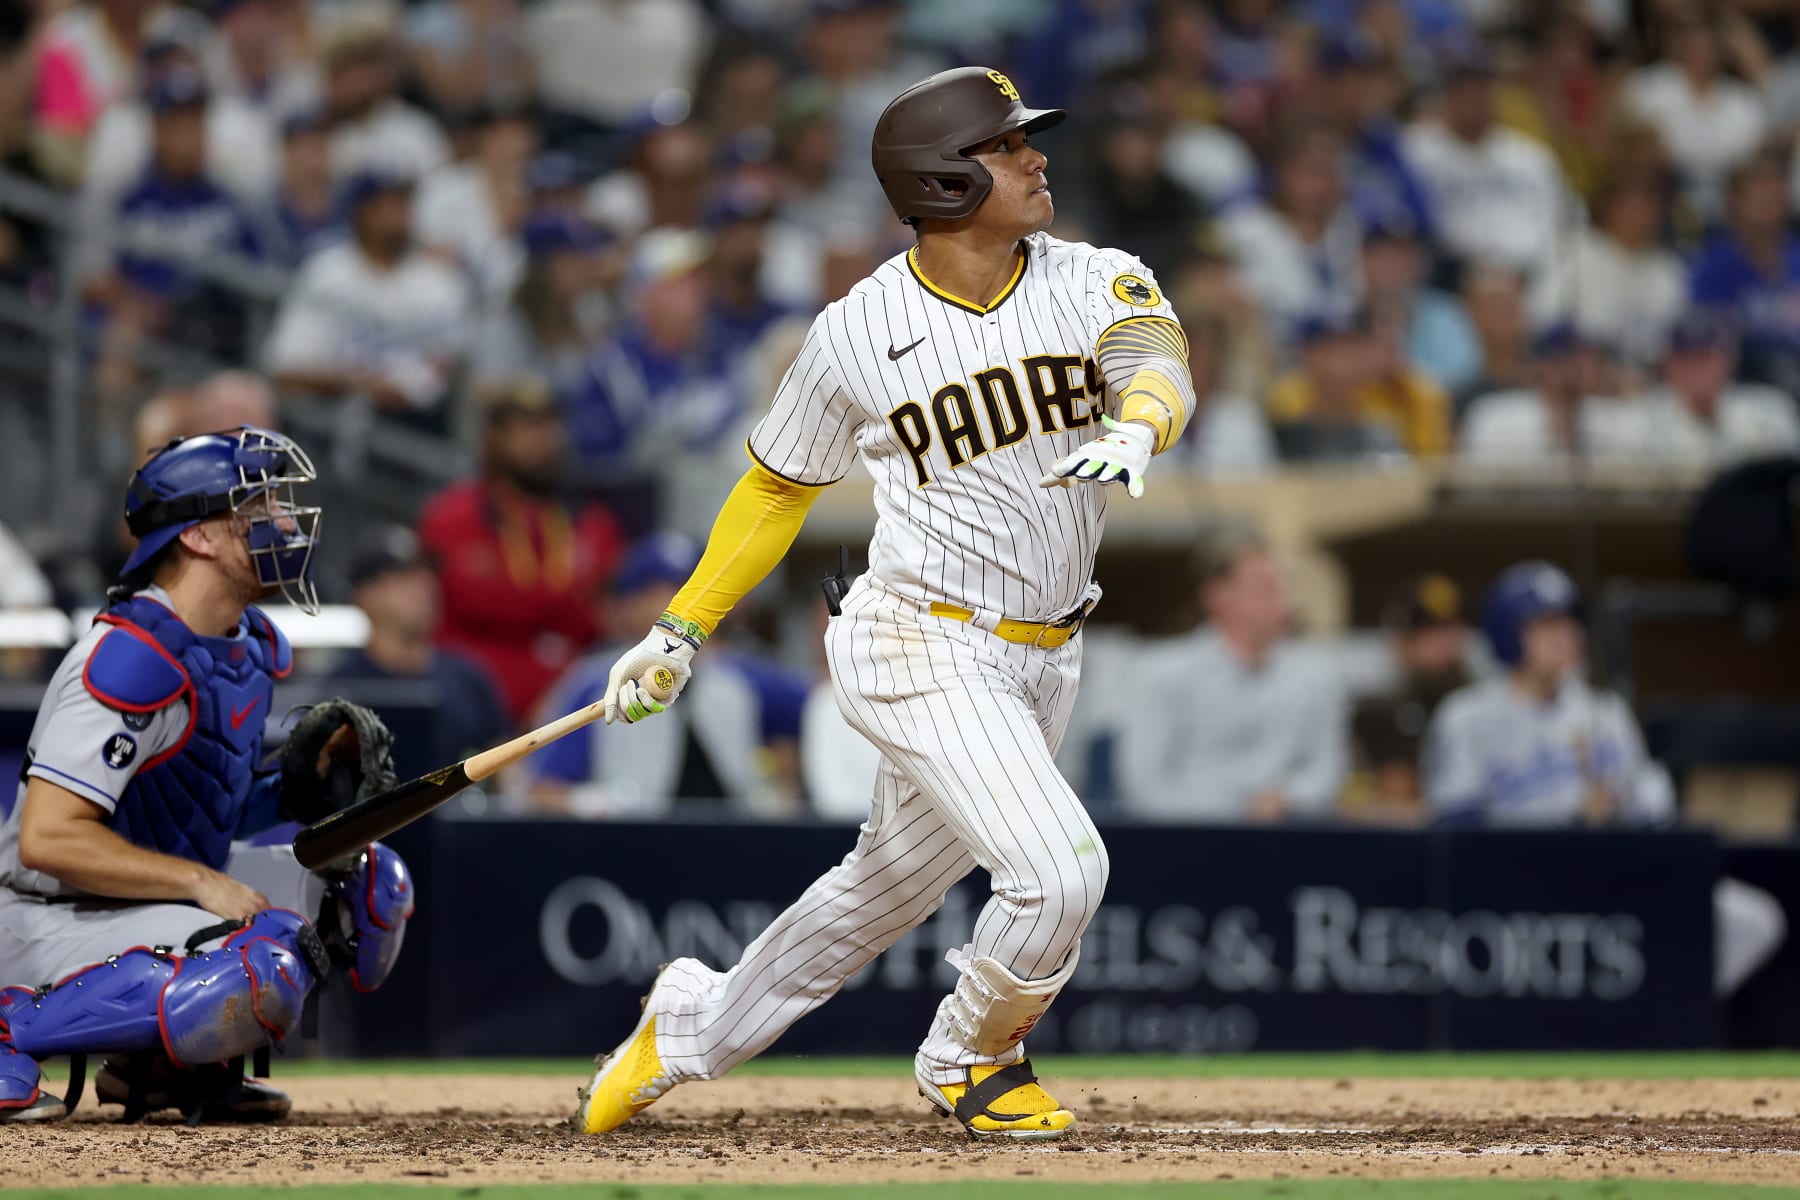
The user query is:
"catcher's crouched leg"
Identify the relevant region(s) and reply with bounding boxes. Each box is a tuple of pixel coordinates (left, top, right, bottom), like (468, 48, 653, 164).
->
(320, 842, 415, 991)
(7, 910, 330, 1071)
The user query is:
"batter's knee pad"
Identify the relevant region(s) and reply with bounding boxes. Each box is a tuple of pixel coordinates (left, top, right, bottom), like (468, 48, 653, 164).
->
(940, 941, 1081, 1057)
(324, 842, 415, 992)
(8, 910, 330, 1068)
(0, 986, 45, 1113)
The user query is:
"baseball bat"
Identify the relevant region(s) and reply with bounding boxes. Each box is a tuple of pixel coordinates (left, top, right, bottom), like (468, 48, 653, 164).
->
(291, 667, 677, 869)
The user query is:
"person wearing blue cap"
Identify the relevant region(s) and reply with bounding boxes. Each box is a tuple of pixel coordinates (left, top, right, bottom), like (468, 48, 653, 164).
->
(1457, 321, 1632, 463)
(1424, 560, 1786, 997)
(1266, 310, 1410, 463)
(473, 210, 616, 393)
(270, 111, 343, 265)
(89, 67, 267, 359)
(1623, 310, 1800, 466)
(523, 533, 779, 819)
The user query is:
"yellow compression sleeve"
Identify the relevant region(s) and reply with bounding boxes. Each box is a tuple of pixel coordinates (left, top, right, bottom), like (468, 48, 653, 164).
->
(662, 458, 825, 639)
(1095, 315, 1195, 455)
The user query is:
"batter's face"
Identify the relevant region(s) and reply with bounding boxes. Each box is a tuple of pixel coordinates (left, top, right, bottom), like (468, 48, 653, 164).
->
(1519, 613, 1583, 683)
(964, 129, 1053, 237)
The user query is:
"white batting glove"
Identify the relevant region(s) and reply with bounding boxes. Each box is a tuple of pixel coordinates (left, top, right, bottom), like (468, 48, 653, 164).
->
(602, 621, 699, 725)
(1038, 416, 1156, 499)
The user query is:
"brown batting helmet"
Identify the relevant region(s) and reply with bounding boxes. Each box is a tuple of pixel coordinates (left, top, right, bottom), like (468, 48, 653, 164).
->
(871, 67, 1066, 225)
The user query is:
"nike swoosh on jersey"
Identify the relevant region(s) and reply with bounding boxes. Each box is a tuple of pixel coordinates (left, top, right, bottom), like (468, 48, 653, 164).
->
(887, 337, 926, 361)
(230, 698, 261, 730)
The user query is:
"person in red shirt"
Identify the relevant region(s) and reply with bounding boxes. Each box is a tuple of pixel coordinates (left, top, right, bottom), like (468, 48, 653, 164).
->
(416, 376, 623, 722)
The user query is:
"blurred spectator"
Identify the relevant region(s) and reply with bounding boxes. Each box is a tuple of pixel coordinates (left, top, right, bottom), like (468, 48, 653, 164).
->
(1622, 12, 1767, 222)
(321, 18, 449, 179)
(1267, 312, 1410, 463)
(761, 81, 891, 308)
(404, 0, 532, 118)
(194, 367, 277, 430)
(585, 120, 712, 239)
(413, 100, 537, 307)
(1164, 248, 1277, 402)
(1077, 80, 1209, 271)
(1424, 561, 1670, 827)
(1172, 310, 1276, 473)
(1012, 0, 1153, 112)
(1402, 42, 1564, 288)
(1361, 296, 1453, 455)
(416, 377, 624, 724)
(1690, 148, 1800, 394)
(327, 525, 511, 781)
(84, 69, 267, 361)
(566, 229, 750, 468)
(1423, 560, 1786, 995)
(1451, 260, 1530, 413)
(1612, 310, 1800, 466)
(1543, 170, 1687, 367)
(264, 169, 473, 419)
(705, 177, 790, 361)
(1360, 217, 1480, 393)
(525, 0, 708, 156)
(1316, 30, 1437, 239)
(1458, 324, 1631, 463)
(525, 533, 779, 818)
(796, 0, 939, 207)
(31, 0, 159, 185)
(270, 109, 341, 265)
(1221, 121, 1364, 339)
(1115, 518, 1349, 823)
(1150, 60, 1258, 213)
(801, 604, 883, 820)
(83, 19, 280, 206)
(200, 0, 322, 124)
(1344, 573, 1471, 819)
(474, 210, 614, 392)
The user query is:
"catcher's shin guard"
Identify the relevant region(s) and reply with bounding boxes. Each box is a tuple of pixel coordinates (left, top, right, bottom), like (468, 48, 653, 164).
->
(322, 842, 415, 992)
(8, 910, 329, 1068)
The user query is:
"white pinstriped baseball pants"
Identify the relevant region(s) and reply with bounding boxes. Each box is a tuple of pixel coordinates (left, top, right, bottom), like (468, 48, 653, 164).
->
(655, 574, 1106, 1085)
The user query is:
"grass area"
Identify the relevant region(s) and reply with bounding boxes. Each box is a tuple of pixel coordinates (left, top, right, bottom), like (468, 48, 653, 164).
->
(12, 1184, 1800, 1199)
(251, 1050, 1800, 1080)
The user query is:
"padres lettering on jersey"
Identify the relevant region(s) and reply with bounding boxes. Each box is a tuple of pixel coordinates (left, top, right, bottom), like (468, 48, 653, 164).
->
(749, 233, 1178, 623)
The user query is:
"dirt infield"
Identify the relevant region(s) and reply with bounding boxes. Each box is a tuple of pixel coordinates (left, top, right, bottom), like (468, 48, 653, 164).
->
(8, 1073, 1800, 1190)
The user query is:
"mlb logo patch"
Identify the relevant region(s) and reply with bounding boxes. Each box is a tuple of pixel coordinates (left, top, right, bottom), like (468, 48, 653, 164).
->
(102, 733, 138, 770)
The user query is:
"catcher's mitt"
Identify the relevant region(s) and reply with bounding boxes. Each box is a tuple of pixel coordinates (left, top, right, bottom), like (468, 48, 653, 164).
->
(280, 699, 398, 825)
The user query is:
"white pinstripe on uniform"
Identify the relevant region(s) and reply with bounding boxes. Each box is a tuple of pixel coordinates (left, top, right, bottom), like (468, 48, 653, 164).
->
(656, 232, 1175, 1085)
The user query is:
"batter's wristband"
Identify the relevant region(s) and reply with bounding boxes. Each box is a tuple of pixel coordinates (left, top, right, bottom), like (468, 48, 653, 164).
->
(656, 612, 708, 650)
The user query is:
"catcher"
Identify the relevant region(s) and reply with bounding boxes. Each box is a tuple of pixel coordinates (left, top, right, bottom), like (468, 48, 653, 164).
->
(0, 426, 412, 1123)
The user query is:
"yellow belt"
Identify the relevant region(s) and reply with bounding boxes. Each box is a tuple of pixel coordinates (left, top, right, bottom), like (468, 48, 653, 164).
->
(929, 601, 1086, 648)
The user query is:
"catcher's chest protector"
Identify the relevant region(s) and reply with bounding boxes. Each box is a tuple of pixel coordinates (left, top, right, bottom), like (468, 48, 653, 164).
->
(87, 596, 293, 869)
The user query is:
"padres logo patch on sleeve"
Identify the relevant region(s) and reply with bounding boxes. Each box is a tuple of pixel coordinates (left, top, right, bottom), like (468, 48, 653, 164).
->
(1111, 274, 1161, 308)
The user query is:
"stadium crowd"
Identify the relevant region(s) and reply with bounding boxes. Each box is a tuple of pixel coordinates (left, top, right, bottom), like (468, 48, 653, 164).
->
(0, 0, 1793, 827)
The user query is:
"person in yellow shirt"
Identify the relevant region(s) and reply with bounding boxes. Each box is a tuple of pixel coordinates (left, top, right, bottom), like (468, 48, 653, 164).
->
(1267, 309, 1450, 459)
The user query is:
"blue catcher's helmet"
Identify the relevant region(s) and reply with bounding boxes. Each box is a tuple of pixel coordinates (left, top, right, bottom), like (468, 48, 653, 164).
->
(122, 426, 323, 614)
(1481, 561, 1578, 666)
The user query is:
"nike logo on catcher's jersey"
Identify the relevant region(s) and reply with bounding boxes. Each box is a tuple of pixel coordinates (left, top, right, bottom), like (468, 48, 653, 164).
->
(887, 337, 926, 361)
(230, 698, 260, 730)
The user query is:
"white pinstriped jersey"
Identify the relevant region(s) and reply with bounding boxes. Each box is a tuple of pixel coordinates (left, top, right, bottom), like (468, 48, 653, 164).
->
(748, 231, 1177, 623)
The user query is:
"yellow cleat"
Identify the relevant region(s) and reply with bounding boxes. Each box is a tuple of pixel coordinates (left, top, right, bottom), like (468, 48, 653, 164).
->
(917, 1058, 1075, 1140)
(575, 981, 675, 1134)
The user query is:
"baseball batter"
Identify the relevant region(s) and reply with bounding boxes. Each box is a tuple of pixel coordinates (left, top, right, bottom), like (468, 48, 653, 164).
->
(578, 67, 1196, 1140)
